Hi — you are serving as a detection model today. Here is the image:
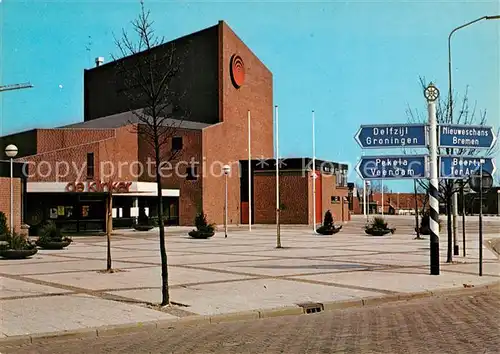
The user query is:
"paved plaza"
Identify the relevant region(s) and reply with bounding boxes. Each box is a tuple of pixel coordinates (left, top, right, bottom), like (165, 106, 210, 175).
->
(1, 215, 499, 340)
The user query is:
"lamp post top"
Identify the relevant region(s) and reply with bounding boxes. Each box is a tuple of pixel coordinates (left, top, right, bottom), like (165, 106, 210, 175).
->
(5, 144, 18, 158)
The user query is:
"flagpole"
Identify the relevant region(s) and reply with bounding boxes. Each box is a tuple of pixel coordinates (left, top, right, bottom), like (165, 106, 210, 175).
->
(312, 110, 316, 233)
(248, 110, 252, 231)
(275, 105, 281, 248)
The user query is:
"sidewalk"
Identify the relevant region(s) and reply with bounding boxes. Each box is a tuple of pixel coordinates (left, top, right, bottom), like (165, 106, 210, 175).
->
(1, 219, 499, 340)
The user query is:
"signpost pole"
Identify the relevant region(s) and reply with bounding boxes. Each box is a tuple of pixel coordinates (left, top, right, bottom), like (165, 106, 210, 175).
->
(461, 179, 466, 257)
(425, 83, 440, 275)
(414, 179, 421, 239)
(367, 181, 371, 221)
(479, 160, 484, 276)
(453, 188, 459, 255)
(363, 180, 367, 219)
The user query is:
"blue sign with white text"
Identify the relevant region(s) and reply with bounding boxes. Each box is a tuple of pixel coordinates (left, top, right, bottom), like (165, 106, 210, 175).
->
(440, 156, 496, 179)
(439, 125, 496, 149)
(355, 124, 427, 149)
(356, 155, 427, 180)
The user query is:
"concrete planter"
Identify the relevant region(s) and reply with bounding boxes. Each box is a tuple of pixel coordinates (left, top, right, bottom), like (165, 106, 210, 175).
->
(0, 248, 38, 259)
(188, 230, 215, 239)
(316, 226, 342, 235)
(365, 228, 393, 236)
(133, 225, 155, 232)
(36, 239, 72, 250)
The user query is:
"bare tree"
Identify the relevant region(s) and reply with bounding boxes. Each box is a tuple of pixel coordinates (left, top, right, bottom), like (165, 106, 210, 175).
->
(406, 77, 497, 262)
(113, 1, 186, 306)
(368, 180, 391, 193)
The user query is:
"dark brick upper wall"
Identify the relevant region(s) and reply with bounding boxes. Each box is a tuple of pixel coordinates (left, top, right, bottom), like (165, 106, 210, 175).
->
(84, 25, 219, 124)
(0, 130, 37, 158)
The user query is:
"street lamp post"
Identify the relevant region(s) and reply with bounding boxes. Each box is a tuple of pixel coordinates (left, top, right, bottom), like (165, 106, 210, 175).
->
(447, 15, 500, 256)
(223, 165, 231, 238)
(448, 15, 500, 126)
(5, 145, 18, 233)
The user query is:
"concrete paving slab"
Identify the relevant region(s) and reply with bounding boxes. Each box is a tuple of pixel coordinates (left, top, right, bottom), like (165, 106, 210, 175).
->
(109, 278, 382, 316)
(0, 260, 152, 276)
(0, 254, 66, 265)
(289, 268, 499, 294)
(200, 258, 372, 276)
(0, 294, 176, 337)
(29, 265, 255, 291)
(0, 277, 72, 299)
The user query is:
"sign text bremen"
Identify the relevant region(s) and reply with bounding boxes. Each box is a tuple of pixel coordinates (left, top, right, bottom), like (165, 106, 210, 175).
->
(355, 155, 427, 180)
(439, 124, 496, 149)
(439, 156, 496, 179)
(355, 124, 427, 149)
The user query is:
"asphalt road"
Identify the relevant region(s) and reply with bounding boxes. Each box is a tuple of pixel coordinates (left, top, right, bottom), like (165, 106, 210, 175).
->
(2, 287, 498, 354)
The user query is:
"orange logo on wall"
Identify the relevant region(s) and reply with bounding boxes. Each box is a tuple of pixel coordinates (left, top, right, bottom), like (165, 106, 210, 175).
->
(230, 54, 245, 88)
(65, 181, 132, 193)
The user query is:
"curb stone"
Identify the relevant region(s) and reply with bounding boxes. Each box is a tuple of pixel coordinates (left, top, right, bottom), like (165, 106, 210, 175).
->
(96, 321, 158, 337)
(30, 328, 98, 344)
(0, 281, 498, 348)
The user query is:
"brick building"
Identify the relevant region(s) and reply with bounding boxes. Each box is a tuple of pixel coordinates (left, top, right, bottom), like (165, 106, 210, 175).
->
(250, 158, 349, 224)
(351, 191, 426, 215)
(0, 161, 26, 233)
(0, 21, 349, 233)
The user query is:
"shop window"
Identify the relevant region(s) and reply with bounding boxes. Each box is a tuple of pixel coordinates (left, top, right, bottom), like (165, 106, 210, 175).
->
(172, 137, 183, 151)
(186, 166, 197, 180)
(87, 153, 95, 179)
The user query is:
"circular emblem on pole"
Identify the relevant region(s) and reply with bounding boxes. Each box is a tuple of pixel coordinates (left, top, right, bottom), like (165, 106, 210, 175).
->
(424, 83, 440, 102)
(230, 54, 245, 88)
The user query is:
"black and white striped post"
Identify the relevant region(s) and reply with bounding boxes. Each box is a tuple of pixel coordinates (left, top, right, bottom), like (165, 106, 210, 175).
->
(425, 83, 440, 275)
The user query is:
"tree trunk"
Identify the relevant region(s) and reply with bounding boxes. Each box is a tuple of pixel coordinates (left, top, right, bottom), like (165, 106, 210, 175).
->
(155, 145, 169, 306)
(446, 192, 452, 263)
(106, 192, 113, 271)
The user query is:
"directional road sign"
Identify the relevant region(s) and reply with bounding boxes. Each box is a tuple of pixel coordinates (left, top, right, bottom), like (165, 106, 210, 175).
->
(355, 124, 427, 149)
(356, 155, 427, 180)
(439, 124, 497, 149)
(439, 156, 496, 179)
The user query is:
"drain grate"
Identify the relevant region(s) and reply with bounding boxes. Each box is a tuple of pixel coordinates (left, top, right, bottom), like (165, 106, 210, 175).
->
(297, 302, 324, 314)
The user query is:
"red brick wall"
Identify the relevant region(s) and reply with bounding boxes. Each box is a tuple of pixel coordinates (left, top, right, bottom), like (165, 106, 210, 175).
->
(308, 171, 350, 225)
(138, 127, 203, 226)
(202, 21, 274, 225)
(352, 192, 426, 214)
(98, 125, 139, 181)
(0, 177, 22, 233)
(36, 129, 114, 153)
(253, 172, 308, 224)
(21, 126, 138, 183)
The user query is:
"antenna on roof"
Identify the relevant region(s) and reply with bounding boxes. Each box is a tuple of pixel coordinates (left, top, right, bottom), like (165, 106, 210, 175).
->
(95, 57, 104, 67)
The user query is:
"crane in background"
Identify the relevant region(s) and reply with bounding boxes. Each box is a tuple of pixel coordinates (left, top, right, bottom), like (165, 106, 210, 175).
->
(0, 82, 33, 92)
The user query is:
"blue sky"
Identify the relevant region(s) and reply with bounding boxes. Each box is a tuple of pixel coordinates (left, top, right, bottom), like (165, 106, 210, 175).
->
(1, 0, 499, 191)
